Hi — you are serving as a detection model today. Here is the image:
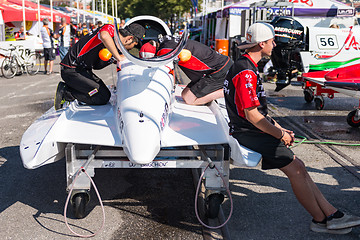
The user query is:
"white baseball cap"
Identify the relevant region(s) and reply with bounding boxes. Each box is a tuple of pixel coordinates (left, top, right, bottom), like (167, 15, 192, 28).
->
(238, 22, 275, 50)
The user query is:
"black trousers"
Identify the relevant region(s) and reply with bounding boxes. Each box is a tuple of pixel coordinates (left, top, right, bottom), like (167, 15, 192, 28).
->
(61, 66, 111, 105)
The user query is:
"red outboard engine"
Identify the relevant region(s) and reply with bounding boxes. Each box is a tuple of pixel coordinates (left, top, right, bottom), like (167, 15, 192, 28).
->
(270, 16, 305, 91)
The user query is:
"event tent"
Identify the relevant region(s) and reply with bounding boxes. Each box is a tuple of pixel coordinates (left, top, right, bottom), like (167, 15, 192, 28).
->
(219, 0, 355, 18)
(0, 0, 70, 23)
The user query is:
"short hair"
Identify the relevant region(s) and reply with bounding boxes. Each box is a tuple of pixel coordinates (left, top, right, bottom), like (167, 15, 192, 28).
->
(330, 23, 339, 29)
(97, 21, 103, 26)
(43, 18, 49, 25)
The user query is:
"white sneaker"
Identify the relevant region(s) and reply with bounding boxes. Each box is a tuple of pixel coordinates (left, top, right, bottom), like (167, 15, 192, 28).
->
(327, 213, 360, 230)
(310, 222, 352, 234)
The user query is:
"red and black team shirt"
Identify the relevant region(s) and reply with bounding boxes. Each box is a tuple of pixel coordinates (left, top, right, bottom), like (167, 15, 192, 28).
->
(61, 24, 117, 70)
(224, 53, 273, 134)
(157, 35, 229, 81)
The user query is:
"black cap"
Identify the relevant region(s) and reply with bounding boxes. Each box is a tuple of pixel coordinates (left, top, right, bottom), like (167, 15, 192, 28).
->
(124, 23, 145, 42)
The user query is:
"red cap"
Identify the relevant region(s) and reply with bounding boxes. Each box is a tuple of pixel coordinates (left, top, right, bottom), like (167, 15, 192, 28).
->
(139, 42, 157, 59)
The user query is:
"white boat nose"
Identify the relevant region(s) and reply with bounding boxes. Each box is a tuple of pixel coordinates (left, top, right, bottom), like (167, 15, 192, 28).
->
(122, 119, 161, 165)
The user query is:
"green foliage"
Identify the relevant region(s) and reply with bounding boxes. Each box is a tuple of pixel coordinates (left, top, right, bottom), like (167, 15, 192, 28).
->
(115, 0, 193, 20)
(40, 0, 50, 5)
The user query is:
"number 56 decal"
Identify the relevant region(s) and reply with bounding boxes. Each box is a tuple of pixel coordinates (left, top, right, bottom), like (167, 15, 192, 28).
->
(316, 35, 339, 49)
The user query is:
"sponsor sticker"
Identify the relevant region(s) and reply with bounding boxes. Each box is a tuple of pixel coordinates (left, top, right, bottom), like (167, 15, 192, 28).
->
(337, 9, 354, 17)
(316, 35, 339, 50)
(159, 103, 169, 130)
(88, 88, 98, 96)
(102, 160, 176, 168)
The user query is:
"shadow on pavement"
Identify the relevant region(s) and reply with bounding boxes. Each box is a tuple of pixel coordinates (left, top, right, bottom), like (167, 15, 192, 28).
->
(0, 146, 202, 238)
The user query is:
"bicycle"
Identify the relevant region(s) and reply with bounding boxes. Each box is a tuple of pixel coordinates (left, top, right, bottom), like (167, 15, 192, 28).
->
(1, 45, 41, 79)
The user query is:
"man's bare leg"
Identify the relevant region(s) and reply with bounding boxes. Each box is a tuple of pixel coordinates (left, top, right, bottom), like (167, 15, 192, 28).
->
(280, 157, 337, 221)
(49, 60, 54, 73)
(181, 87, 224, 105)
(44, 60, 49, 73)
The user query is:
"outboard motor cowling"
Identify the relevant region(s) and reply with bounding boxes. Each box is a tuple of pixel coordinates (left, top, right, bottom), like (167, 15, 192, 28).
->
(270, 16, 305, 91)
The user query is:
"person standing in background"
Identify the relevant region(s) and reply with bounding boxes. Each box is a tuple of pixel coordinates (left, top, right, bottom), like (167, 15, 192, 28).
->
(69, 21, 78, 45)
(96, 21, 103, 30)
(88, 22, 95, 34)
(119, 19, 126, 28)
(58, 17, 71, 60)
(76, 23, 83, 40)
(81, 23, 89, 37)
(14, 26, 27, 40)
(40, 18, 58, 75)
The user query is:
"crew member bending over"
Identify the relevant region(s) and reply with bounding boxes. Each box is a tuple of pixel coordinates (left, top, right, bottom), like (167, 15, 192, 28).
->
(54, 23, 145, 110)
(157, 35, 233, 105)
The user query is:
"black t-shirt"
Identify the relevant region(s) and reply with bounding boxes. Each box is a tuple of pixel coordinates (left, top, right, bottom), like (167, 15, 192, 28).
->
(61, 24, 117, 70)
(224, 54, 273, 134)
(157, 36, 229, 81)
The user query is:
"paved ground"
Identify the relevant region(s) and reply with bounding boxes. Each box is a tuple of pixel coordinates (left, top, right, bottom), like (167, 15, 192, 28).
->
(0, 58, 359, 239)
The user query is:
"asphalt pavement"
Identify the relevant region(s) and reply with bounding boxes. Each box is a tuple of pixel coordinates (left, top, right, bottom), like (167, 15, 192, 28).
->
(0, 58, 359, 240)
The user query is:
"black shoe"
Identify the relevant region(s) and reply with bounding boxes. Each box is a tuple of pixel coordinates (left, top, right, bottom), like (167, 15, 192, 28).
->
(54, 82, 67, 110)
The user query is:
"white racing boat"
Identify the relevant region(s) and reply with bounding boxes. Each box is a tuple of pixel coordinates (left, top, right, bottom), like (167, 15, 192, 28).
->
(19, 16, 261, 219)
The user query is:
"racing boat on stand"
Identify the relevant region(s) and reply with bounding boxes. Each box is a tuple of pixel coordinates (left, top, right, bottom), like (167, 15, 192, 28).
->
(19, 16, 262, 221)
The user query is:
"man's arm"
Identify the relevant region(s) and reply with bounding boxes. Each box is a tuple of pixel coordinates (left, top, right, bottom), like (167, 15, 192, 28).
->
(99, 30, 125, 63)
(49, 29, 59, 39)
(15, 32, 25, 40)
(268, 115, 294, 137)
(244, 106, 294, 146)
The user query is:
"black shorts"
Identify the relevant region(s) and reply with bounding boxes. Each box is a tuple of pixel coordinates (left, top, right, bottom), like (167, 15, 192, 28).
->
(232, 131, 294, 170)
(44, 48, 56, 61)
(188, 58, 233, 98)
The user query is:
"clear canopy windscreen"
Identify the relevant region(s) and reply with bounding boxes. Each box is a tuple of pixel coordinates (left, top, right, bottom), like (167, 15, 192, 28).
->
(114, 18, 188, 68)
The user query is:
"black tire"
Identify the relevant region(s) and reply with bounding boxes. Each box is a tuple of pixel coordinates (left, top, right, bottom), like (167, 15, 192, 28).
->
(314, 96, 324, 110)
(25, 53, 40, 75)
(206, 193, 224, 219)
(1, 57, 18, 79)
(72, 193, 89, 219)
(346, 110, 360, 128)
(304, 89, 314, 103)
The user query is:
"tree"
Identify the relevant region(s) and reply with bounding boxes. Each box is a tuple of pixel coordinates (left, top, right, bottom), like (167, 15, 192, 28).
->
(40, 0, 50, 5)
(116, 0, 193, 22)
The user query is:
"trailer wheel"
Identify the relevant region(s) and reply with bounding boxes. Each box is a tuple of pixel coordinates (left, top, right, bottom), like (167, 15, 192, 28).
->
(206, 193, 224, 219)
(346, 110, 360, 128)
(72, 193, 89, 219)
(304, 89, 314, 103)
(314, 96, 324, 110)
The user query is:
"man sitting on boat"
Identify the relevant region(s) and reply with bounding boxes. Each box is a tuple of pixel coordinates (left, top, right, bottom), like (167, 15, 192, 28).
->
(157, 35, 233, 105)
